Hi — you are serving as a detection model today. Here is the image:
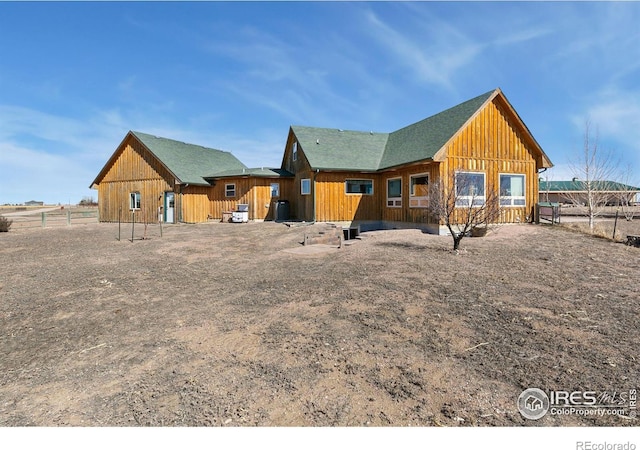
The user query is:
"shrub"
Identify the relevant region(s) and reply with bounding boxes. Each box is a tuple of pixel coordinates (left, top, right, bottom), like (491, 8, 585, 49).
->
(79, 196, 98, 207)
(0, 215, 12, 232)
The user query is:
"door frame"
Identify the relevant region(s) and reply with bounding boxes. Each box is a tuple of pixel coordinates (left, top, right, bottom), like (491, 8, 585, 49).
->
(164, 191, 175, 223)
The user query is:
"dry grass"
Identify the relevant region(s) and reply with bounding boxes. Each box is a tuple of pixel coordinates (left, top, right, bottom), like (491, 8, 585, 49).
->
(1, 221, 639, 427)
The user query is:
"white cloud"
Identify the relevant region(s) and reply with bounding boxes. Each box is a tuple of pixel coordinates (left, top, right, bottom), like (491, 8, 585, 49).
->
(0, 141, 97, 204)
(362, 10, 482, 91)
(0, 104, 134, 204)
(570, 87, 640, 164)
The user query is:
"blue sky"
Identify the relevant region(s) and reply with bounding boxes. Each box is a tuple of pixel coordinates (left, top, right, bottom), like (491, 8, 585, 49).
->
(1, 1, 639, 204)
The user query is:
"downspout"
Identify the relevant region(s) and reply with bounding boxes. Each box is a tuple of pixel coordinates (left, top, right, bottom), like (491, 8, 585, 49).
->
(312, 169, 319, 223)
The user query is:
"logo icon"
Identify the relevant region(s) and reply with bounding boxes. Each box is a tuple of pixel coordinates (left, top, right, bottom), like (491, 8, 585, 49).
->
(518, 388, 550, 420)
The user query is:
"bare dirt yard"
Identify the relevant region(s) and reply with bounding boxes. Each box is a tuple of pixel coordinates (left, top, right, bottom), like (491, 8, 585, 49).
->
(1, 219, 639, 427)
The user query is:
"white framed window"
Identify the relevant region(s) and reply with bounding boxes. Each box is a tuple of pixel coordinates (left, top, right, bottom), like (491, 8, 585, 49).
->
(345, 179, 373, 195)
(129, 192, 141, 210)
(387, 177, 402, 207)
(292, 141, 298, 162)
(301, 178, 311, 195)
(455, 171, 486, 207)
(500, 174, 526, 206)
(270, 183, 280, 197)
(225, 183, 236, 197)
(409, 173, 429, 208)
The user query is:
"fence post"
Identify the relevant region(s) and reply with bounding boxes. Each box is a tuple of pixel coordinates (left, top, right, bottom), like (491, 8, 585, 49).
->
(67, 210, 71, 226)
(41, 212, 46, 228)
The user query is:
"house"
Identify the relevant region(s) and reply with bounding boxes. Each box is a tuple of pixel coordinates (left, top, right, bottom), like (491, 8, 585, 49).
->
(91, 88, 553, 232)
(90, 131, 247, 223)
(280, 88, 552, 232)
(539, 180, 640, 206)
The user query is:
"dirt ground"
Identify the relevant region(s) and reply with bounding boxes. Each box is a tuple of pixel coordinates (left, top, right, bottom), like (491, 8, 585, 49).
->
(1, 218, 639, 427)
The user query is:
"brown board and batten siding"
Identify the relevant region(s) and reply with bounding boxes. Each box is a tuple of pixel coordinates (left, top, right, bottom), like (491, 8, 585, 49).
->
(436, 95, 542, 223)
(380, 163, 440, 224)
(95, 135, 174, 223)
(184, 177, 295, 222)
(282, 134, 315, 222)
(314, 172, 382, 222)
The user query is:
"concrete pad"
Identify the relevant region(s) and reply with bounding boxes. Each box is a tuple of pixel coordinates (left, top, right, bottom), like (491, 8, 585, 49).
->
(281, 244, 340, 255)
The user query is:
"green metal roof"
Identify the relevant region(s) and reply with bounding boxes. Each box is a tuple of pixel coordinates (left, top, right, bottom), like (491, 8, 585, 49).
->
(290, 90, 495, 172)
(132, 131, 247, 185)
(540, 180, 640, 192)
(205, 167, 294, 179)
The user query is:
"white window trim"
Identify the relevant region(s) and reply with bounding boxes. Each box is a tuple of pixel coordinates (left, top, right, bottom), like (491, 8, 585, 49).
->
(225, 183, 236, 198)
(386, 177, 402, 208)
(409, 173, 429, 208)
(270, 182, 280, 197)
(455, 171, 486, 208)
(345, 179, 374, 195)
(129, 192, 141, 210)
(292, 141, 298, 162)
(301, 178, 311, 195)
(499, 173, 526, 207)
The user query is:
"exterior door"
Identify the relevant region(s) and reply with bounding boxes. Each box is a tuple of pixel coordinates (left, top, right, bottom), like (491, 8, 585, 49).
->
(164, 192, 175, 223)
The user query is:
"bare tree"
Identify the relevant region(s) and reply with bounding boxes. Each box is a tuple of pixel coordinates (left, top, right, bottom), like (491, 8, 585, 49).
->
(540, 169, 554, 203)
(612, 164, 638, 221)
(566, 121, 620, 231)
(428, 169, 503, 251)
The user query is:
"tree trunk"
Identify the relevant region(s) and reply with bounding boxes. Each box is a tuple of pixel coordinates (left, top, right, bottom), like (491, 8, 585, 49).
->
(453, 234, 463, 251)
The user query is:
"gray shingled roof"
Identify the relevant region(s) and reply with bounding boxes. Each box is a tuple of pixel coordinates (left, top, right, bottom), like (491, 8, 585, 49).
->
(132, 131, 247, 185)
(290, 126, 388, 171)
(205, 167, 294, 179)
(380, 90, 494, 169)
(291, 90, 495, 171)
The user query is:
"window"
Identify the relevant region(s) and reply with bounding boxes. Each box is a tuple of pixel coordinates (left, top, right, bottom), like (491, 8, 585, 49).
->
(129, 192, 141, 210)
(387, 177, 402, 207)
(409, 173, 429, 208)
(270, 183, 280, 197)
(500, 174, 526, 206)
(225, 183, 236, 197)
(292, 141, 298, 162)
(345, 179, 373, 195)
(455, 172, 486, 207)
(301, 178, 311, 195)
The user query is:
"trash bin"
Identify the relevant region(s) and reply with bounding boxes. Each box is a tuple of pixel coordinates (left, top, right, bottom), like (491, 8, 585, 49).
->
(274, 200, 290, 222)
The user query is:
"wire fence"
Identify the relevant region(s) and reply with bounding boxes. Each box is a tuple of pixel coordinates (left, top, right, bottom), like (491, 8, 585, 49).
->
(4, 208, 99, 229)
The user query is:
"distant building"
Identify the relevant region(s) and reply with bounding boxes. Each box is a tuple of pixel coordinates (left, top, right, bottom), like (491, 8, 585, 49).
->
(539, 180, 640, 205)
(24, 200, 44, 206)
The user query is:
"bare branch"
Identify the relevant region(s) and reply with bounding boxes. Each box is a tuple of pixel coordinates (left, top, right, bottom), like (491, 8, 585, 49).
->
(566, 121, 621, 230)
(427, 168, 503, 250)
